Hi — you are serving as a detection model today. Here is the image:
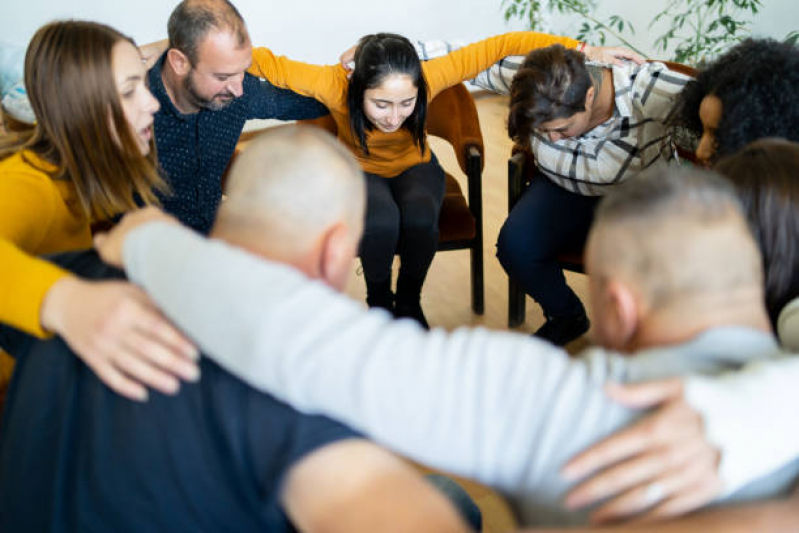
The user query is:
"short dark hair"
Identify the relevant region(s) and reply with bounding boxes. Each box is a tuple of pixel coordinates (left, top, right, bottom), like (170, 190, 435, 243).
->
(167, 0, 248, 65)
(676, 38, 799, 161)
(346, 33, 428, 155)
(714, 138, 799, 327)
(507, 44, 592, 146)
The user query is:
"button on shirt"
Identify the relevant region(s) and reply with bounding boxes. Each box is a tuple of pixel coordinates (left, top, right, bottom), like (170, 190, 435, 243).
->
(149, 53, 329, 234)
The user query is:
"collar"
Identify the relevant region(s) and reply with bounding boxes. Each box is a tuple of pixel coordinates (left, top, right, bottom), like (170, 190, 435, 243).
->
(148, 52, 195, 122)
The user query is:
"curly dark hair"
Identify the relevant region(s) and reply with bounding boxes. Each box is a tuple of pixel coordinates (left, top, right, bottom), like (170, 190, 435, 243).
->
(676, 38, 799, 161)
(714, 138, 799, 328)
(507, 44, 592, 147)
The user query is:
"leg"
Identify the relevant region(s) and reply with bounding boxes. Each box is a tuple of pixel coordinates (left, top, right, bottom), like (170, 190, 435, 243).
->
(389, 156, 446, 328)
(496, 173, 598, 344)
(360, 173, 400, 310)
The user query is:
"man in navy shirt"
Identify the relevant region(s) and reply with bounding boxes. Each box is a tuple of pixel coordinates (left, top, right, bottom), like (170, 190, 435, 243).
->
(0, 252, 466, 533)
(151, 0, 329, 233)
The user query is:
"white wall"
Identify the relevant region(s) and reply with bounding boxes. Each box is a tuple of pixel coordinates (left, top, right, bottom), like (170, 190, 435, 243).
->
(2, 0, 795, 63)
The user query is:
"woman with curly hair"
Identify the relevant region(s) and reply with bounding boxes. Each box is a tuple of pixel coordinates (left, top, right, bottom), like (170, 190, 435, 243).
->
(677, 38, 799, 164)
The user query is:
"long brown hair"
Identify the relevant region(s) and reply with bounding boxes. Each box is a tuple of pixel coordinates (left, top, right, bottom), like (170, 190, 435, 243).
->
(0, 20, 169, 220)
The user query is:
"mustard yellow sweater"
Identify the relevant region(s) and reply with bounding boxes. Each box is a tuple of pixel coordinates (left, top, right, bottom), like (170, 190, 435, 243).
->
(249, 32, 578, 177)
(0, 151, 91, 337)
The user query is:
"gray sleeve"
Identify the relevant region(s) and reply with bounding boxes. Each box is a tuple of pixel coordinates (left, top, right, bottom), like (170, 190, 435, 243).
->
(123, 222, 629, 493)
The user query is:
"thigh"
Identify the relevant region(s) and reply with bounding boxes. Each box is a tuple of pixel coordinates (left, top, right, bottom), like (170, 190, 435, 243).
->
(364, 172, 400, 232)
(389, 155, 446, 217)
(500, 173, 599, 259)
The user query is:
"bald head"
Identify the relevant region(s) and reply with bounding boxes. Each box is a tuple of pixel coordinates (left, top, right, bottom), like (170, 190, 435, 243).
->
(587, 166, 768, 349)
(214, 126, 365, 268)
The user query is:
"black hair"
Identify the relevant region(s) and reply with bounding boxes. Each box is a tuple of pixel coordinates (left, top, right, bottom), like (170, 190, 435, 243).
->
(714, 138, 799, 328)
(675, 38, 799, 161)
(346, 33, 428, 155)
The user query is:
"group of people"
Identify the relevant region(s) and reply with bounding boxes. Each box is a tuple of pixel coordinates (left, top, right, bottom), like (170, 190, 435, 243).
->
(0, 0, 798, 530)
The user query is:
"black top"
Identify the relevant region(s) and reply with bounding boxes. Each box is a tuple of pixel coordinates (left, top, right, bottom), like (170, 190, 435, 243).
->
(150, 53, 329, 234)
(0, 250, 358, 532)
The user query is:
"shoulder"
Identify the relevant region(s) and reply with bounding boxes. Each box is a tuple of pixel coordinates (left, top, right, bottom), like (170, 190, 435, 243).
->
(0, 152, 61, 203)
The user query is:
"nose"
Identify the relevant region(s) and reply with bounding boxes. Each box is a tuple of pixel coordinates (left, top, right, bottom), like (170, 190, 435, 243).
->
(144, 88, 160, 115)
(227, 74, 244, 98)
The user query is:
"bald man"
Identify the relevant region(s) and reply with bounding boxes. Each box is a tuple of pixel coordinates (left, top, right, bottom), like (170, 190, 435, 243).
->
(0, 127, 469, 532)
(98, 154, 799, 526)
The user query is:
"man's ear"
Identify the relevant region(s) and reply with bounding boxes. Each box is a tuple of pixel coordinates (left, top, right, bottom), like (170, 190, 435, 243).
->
(584, 85, 596, 109)
(605, 279, 639, 350)
(319, 222, 356, 291)
(167, 48, 191, 76)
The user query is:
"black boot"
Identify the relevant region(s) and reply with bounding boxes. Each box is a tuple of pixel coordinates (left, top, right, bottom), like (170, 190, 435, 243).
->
(533, 311, 590, 346)
(394, 273, 429, 329)
(365, 278, 394, 313)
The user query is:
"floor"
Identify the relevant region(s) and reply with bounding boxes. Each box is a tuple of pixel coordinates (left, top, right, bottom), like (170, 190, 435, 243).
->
(338, 93, 593, 531)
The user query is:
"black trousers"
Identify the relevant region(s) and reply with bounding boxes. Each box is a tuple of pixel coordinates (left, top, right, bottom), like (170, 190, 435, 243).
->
(360, 154, 445, 284)
(496, 173, 599, 318)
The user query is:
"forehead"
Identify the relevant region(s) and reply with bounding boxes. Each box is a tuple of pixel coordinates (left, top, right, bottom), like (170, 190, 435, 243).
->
(365, 73, 417, 100)
(113, 40, 145, 82)
(195, 29, 252, 70)
(699, 94, 723, 128)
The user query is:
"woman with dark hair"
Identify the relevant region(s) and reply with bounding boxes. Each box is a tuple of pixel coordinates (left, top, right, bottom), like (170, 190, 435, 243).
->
(714, 138, 799, 333)
(0, 20, 197, 402)
(677, 38, 799, 165)
(249, 31, 599, 327)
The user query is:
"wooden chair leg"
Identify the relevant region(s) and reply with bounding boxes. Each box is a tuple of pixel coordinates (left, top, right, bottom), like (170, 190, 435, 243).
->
(508, 277, 526, 328)
(507, 153, 528, 328)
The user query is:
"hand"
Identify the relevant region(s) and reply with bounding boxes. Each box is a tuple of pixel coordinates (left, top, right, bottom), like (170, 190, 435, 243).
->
(40, 276, 199, 402)
(583, 45, 646, 66)
(339, 44, 357, 78)
(139, 39, 169, 70)
(94, 206, 178, 268)
(561, 379, 722, 524)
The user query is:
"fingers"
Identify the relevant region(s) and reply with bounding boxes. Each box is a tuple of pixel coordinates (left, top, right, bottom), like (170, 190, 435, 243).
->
(608, 48, 646, 65)
(623, 476, 723, 524)
(605, 378, 684, 408)
(86, 357, 150, 402)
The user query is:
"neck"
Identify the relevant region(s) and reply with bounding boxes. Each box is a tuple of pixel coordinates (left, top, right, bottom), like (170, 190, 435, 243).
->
(160, 60, 200, 115)
(587, 66, 615, 130)
(626, 286, 772, 351)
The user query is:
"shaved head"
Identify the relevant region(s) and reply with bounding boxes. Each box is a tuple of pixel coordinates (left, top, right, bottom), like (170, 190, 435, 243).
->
(586, 166, 766, 349)
(215, 126, 365, 259)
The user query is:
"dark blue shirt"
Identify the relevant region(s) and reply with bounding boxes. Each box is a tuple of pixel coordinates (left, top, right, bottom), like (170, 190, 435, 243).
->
(0, 251, 358, 532)
(150, 53, 328, 234)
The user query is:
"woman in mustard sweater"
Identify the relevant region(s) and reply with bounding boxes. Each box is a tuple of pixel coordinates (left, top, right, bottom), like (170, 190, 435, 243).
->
(248, 31, 599, 327)
(0, 21, 198, 402)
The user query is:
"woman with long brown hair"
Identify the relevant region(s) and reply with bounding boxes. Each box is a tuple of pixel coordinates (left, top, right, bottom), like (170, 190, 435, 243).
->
(0, 20, 197, 401)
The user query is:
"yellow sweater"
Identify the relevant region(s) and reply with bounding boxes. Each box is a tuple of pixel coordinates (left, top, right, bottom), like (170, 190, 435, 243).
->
(0, 151, 91, 337)
(249, 32, 578, 177)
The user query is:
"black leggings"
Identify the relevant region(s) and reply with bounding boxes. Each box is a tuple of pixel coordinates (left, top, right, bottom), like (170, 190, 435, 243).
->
(360, 155, 445, 283)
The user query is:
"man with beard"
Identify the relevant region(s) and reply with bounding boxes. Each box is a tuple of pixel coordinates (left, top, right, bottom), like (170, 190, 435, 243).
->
(151, 0, 328, 233)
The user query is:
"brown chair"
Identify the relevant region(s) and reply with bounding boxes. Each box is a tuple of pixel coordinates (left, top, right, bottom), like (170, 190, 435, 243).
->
(506, 61, 698, 328)
(301, 83, 486, 314)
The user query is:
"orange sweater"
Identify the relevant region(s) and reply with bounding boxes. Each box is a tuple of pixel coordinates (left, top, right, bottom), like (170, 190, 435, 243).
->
(249, 32, 578, 177)
(0, 151, 91, 337)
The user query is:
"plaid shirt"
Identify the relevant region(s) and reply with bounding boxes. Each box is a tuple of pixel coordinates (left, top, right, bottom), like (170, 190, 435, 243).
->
(415, 41, 692, 195)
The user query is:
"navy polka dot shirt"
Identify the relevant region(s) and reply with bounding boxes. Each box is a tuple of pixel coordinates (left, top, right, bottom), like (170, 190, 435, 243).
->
(149, 53, 328, 234)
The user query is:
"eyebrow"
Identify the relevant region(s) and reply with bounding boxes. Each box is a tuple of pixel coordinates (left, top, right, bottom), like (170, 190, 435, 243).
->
(118, 74, 142, 85)
(371, 96, 417, 104)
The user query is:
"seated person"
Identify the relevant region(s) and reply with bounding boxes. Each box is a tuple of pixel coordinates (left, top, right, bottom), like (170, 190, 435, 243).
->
(0, 127, 469, 533)
(675, 38, 799, 165)
(392, 41, 688, 344)
(98, 161, 797, 526)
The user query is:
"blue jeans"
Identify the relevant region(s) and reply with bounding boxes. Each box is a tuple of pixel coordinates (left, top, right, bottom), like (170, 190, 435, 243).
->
(497, 173, 599, 318)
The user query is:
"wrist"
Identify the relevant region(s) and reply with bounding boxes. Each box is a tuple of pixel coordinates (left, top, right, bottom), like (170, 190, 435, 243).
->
(579, 42, 590, 55)
(40, 275, 82, 334)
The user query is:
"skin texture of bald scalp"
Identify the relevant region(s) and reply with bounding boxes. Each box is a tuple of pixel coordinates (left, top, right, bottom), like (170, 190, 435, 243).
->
(211, 126, 366, 291)
(584, 166, 771, 353)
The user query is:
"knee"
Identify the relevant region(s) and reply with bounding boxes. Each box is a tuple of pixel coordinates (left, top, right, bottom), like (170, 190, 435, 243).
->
(399, 197, 440, 236)
(496, 217, 547, 276)
(365, 204, 400, 241)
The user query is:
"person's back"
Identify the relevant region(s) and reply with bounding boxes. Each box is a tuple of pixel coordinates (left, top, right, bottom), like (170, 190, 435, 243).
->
(0, 254, 361, 532)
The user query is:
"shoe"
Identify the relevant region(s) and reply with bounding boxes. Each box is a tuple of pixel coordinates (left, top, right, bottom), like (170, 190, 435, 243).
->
(394, 273, 430, 329)
(533, 313, 590, 346)
(365, 278, 394, 313)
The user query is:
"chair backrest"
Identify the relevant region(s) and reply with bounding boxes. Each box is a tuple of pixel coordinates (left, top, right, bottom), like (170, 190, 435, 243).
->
(300, 84, 485, 173)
